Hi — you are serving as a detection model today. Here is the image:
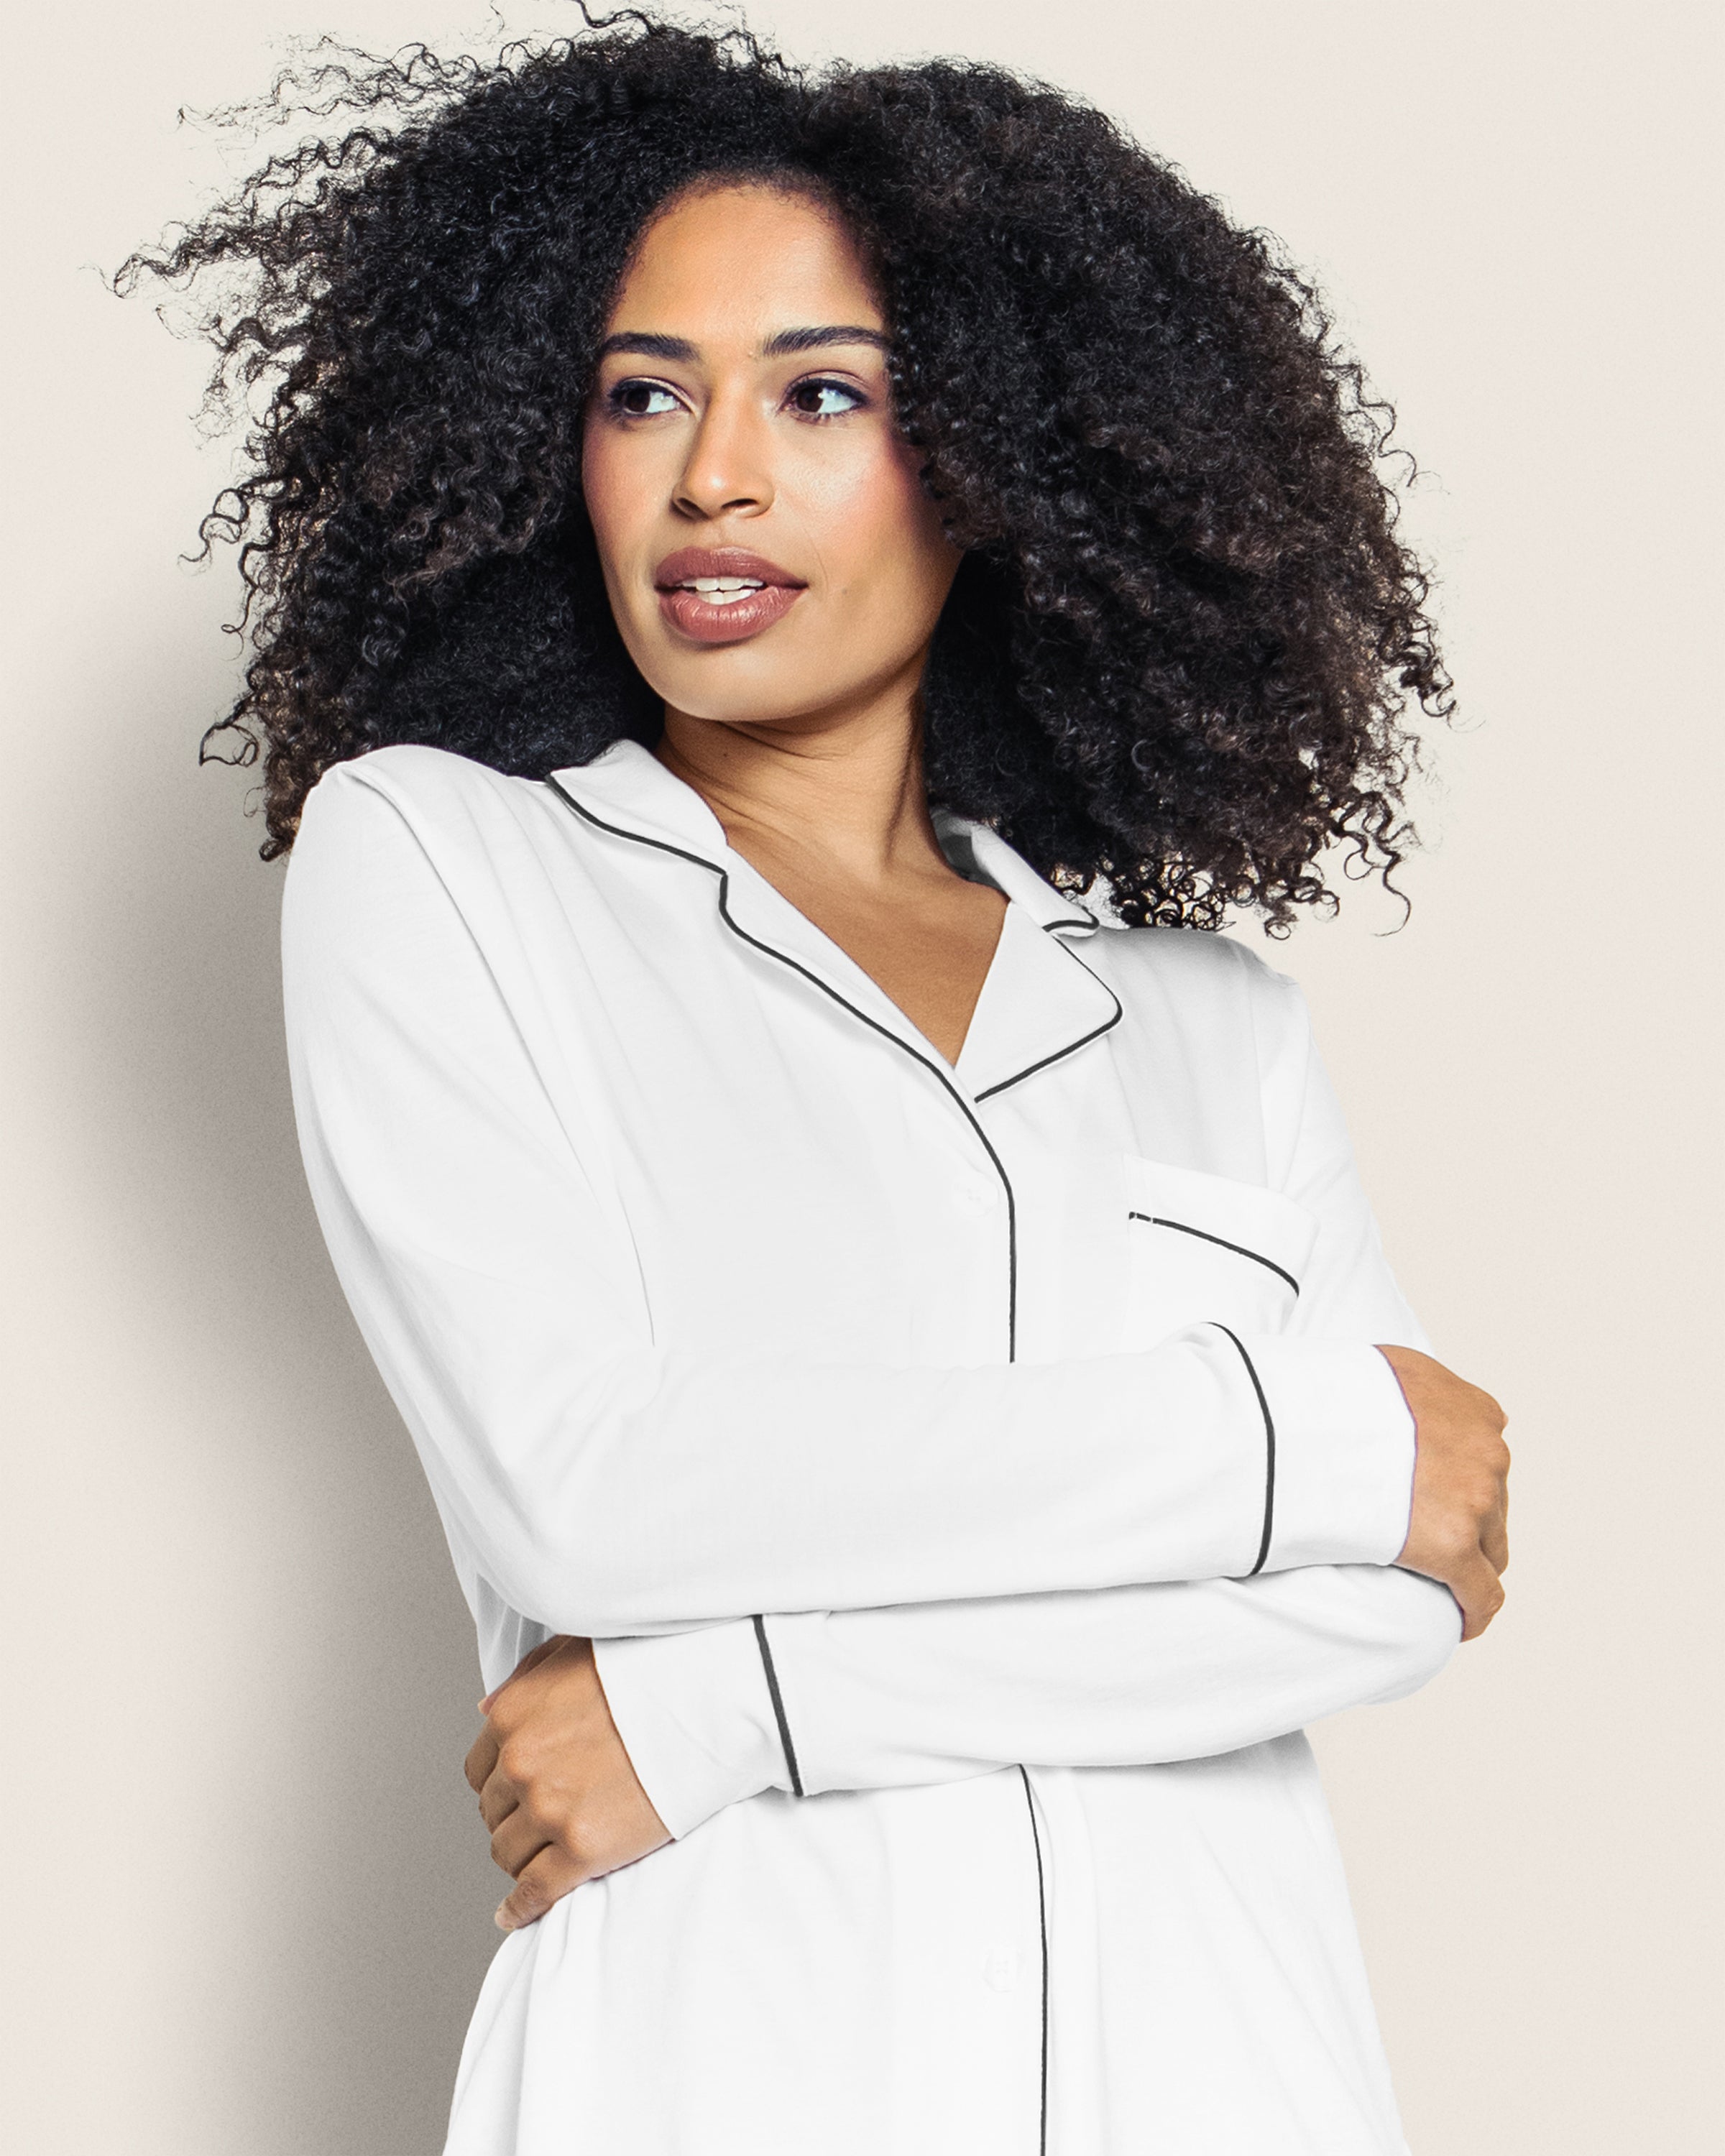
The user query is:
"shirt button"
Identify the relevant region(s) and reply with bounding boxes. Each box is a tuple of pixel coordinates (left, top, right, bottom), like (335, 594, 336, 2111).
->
(983, 1947, 1020, 1992)
(955, 1175, 996, 1214)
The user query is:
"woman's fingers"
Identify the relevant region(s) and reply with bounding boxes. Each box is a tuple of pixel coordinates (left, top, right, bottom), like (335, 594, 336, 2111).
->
(464, 1726, 500, 1795)
(1453, 1552, 1507, 1643)
(496, 1843, 587, 1931)
(490, 1802, 553, 1882)
(1482, 1478, 1510, 1577)
(477, 1767, 521, 1833)
(464, 1631, 673, 1917)
(1378, 1344, 1512, 1636)
(479, 1634, 567, 1715)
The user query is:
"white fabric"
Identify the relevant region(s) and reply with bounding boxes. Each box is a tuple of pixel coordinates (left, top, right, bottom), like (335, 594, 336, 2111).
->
(280, 738, 1459, 2155)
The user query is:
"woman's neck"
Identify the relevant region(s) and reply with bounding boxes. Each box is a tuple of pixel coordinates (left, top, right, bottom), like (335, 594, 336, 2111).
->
(653, 683, 1008, 1068)
(653, 691, 952, 893)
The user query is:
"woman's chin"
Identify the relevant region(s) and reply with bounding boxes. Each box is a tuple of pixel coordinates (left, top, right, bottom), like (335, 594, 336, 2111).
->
(657, 695, 852, 736)
(643, 656, 872, 735)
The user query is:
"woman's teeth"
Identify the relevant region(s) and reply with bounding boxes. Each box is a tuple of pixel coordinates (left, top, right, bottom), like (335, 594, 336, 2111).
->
(681, 578, 765, 605)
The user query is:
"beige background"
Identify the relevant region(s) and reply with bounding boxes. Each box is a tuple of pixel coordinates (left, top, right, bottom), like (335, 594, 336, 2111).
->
(3, 1, 1719, 2150)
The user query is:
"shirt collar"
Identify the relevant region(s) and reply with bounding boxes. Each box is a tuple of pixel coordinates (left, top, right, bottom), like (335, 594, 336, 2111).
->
(549, 740, 1099, 932)
(547, 737, 733, 862)
(929, 808, 1100, 940)
(547, 740, 1118, 1097)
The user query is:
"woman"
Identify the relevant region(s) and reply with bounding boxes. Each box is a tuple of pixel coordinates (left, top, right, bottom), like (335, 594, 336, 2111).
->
(128, 17, 1509, 2152)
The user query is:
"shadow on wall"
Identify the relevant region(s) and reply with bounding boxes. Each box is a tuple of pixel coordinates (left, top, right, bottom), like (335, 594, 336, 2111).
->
(55, 589, 500, 2152)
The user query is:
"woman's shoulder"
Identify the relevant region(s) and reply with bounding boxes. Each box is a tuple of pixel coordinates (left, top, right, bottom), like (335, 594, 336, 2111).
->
(1090, 918, 1312, 1095)
(281, 743, 628, 1042)
(288, 745, 586, 893)
(298, 743, 540, 831)
(1093, 916, 1300, 1009)
(282, 746, 598, 978)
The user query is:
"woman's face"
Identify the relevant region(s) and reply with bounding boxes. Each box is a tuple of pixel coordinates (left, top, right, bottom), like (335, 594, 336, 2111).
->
(581, 182, 961, 734)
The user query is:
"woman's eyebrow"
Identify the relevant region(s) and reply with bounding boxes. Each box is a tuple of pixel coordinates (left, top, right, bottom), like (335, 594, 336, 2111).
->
(596, 331, 698, 362)
(761, 326, 889, 356)
(594, 325, 890, 365)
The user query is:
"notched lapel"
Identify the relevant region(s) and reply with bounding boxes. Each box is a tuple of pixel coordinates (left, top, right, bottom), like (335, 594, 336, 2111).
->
(547, 742, 971, 1076)
(546, 745, 1121, 1095)
(939, 815, 1122, 1102)
(954, 906, 1122, 1103)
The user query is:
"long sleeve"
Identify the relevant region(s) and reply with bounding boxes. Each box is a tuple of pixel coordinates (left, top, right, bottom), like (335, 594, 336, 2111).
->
(594, 1565, 1460, 1833)
(282, 760, 1417, 1639)
(590, 957, 1459, 1838)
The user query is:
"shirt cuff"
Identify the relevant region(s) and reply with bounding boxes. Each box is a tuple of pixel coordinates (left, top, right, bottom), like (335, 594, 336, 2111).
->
(590, 1619, 787, 1842)
(1243, 1335, 1418, 1570)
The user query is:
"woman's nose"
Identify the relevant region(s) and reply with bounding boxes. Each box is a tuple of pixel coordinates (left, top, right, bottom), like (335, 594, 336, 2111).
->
(671, 396, 774, 521)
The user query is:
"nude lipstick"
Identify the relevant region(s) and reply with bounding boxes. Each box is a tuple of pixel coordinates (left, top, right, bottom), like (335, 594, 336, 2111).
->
(653, 546, 807, 645)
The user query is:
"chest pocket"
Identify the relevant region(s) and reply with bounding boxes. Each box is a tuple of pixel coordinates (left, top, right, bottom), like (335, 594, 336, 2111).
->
(1121, 1155, 1319, 1350)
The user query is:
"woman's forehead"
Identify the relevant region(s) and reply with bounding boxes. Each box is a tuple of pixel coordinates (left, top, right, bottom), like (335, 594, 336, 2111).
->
(604, 184, 884, 347)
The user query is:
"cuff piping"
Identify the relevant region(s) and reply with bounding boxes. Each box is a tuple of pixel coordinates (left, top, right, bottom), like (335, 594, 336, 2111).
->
(751, 1613, 804, 1796)
(1213, 1322, 1276, 1577)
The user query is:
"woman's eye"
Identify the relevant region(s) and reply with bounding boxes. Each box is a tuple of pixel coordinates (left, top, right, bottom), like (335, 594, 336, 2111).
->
(609, 380, 681, 418)
(788, 378, 866, 420)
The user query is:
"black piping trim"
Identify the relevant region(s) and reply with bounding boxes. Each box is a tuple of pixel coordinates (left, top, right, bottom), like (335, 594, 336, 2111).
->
(750, 1614, 804, 1797)
(1126, 1212, 1301, 1297)
(546, 775, 1023, 1358)
(972, 934, 1123, 1103)
(1212, 1322, 1276, 1577)
(1018, 1764, 1050, 2155)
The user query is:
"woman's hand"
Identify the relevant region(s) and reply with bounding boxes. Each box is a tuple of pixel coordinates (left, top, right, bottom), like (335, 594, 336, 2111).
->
(1377, 1345, 1511, 1641)
(464, 1634, 672, 1930)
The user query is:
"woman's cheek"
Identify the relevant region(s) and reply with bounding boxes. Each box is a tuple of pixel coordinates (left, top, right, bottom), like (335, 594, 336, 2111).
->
(580, 480, 656, 655)
(579, 438, 628, 559)
(581, 416, 662, 536)
(822, 432, 908, 524)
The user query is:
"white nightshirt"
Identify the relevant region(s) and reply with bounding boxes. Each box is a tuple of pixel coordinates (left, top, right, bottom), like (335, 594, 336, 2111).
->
(280, 737, 1459, 2155)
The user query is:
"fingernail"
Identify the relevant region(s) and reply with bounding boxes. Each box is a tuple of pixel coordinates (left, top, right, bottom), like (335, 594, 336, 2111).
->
(478, 1691, 497, 1713)
(494, 1904, 512, 1930)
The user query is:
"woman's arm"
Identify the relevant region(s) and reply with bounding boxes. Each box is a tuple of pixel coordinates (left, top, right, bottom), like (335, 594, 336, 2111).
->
(587, 1563, 1460, 1835)
(283, 759, 1419, 1638)
(455, 872, 1501, 1927)
(461, 1560, 1460, 1930)
(583, 984, 1476, 1836)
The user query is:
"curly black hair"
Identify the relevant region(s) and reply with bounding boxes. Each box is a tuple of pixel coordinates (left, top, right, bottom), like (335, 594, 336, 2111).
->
(119, 6, 1451, 928)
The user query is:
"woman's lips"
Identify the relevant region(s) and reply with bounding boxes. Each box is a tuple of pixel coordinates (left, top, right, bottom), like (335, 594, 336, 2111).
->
(653, 545, 807, 645)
